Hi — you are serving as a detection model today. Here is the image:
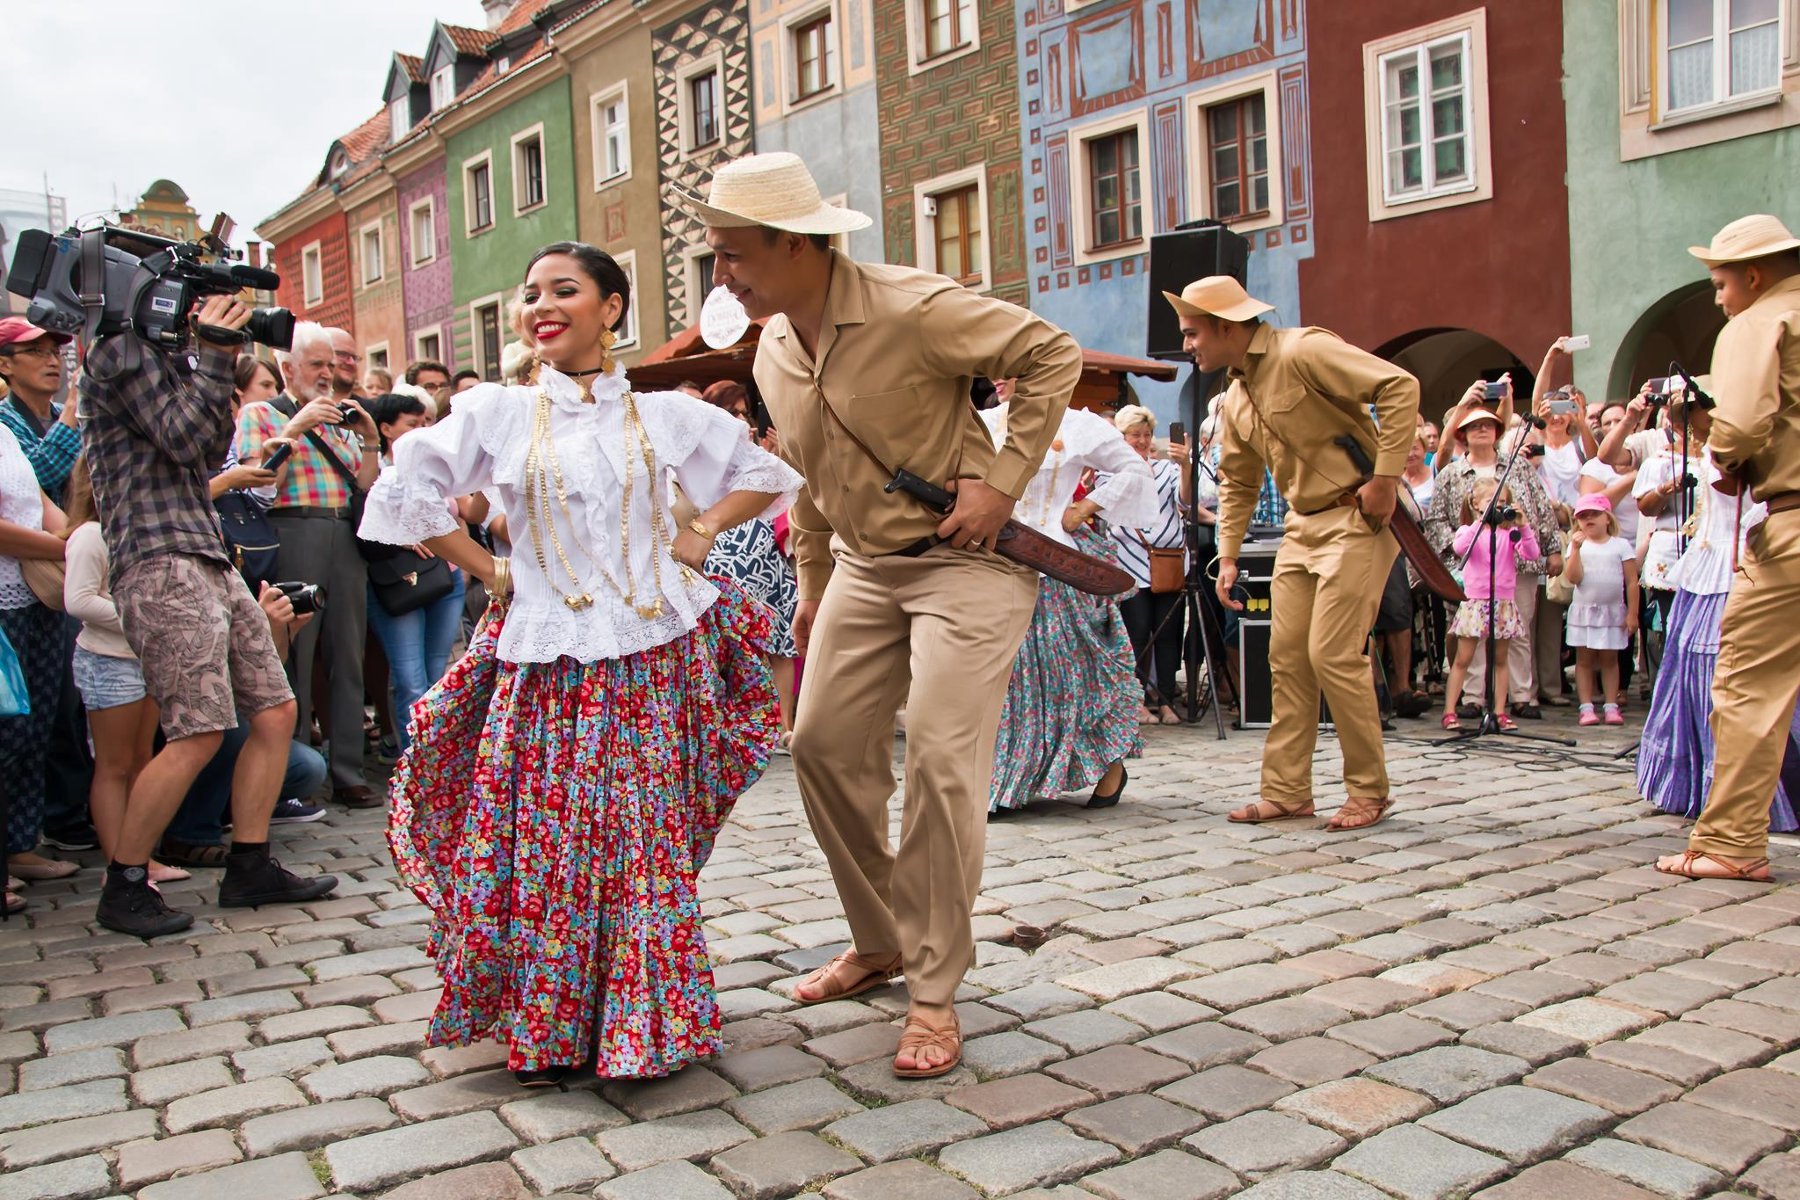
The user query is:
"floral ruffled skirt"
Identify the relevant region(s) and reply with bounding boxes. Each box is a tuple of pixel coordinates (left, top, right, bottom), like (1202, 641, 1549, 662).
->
(388, 580, 778, 1078)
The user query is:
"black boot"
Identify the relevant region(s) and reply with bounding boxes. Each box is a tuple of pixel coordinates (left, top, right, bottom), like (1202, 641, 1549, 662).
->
(219, 847, 338, 908)
(97, 865, 194, 938)
(513, 1065, 572, 1088)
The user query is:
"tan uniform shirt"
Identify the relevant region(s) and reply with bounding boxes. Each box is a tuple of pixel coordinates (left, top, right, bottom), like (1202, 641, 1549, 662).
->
(1710, 274, 1800, 498)
(753, 252, 1082, 599)
(1215, 324, 1421, 559)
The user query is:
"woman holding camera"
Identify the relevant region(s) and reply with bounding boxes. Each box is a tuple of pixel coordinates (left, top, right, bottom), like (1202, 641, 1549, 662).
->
(360, 241, 800, 1085)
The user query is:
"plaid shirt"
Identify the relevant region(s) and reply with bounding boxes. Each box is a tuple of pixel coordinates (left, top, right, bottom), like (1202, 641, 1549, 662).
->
(80, 338, 235, 583)
(235, 396, 363, 508)
(0, 398, 81, 504)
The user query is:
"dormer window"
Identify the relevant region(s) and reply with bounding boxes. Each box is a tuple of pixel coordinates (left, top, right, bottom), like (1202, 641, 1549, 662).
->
(328, 148, 351, 180)
(389, 96, 411, 143)
(431, 66, 454, 111)
(497, 55, 511, 74)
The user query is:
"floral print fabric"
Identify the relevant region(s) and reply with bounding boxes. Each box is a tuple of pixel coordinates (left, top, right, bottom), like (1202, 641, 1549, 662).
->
(388, 581, 778, 1078)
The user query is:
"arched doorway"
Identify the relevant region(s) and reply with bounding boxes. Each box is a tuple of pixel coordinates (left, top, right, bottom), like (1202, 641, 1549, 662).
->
(1375, 328, 1532, 425)
(1609, 281, 1726, 400)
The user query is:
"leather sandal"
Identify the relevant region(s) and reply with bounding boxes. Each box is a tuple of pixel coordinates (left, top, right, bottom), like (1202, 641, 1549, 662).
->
(1228, 797, 1315, 823)
(894, 1009, 962, 1078)
(793, 949, 903, 1005)
(1327, 797, 1393, 831)
(1656, 849, 1773, 882)
(158, 838, 230, 869)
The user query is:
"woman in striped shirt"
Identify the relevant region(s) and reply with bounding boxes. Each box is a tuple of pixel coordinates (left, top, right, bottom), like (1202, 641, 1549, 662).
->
(1106, 406, 1199, 724)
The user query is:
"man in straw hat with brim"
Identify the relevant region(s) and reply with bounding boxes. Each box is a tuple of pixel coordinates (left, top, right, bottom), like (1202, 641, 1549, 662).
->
(1165, 276, 1419, 830)
(1656, 214, 1800, 884)
(675, 152, 1082, 1077)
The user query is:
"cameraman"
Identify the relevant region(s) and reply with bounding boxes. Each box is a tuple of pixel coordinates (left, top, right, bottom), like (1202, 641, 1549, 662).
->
(81, 295, 338, 937)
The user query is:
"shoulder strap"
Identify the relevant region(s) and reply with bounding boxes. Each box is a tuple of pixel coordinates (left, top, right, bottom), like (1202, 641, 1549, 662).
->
(818, 389, 895, 478)
(307, 429, 363, 496)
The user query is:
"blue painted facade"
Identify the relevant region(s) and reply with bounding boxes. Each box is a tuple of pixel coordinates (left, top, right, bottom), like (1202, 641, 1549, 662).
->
(1014, 0, 1312, 422)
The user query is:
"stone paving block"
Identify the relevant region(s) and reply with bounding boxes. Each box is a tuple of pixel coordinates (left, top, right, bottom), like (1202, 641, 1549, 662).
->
(1471, 1161, 1662, 1200)
(0, 999, 94, 1036)
(1332, 1123, 1510, 1200)
(231, 1035, 335, 1081)
(834, 1055, 976, 1102)
(1228, 1171, 1390, 1199)
(822, 1159, 980, 1200)
(1631, 1017, 1778, 1071)
(390, 1067, 521, 1119)
(1140, 1022, 1271, 1069)
(1406, 990, 1534, 1032)
(777, 998, 884, 1038)
(1062, 1093, 1207, 1154)
(299, 1052, 429, 1101)
(1042, 1043, 1186, 1098)
(1272, 1077, 1434, 1138)
(1306, 977, 1430, 1018)
(0, 1077, 126, 1133)
(725, 1075, 865, 1133)
(1225, 996, 1354, 1044)
(328, 1017, 429, 1060)
(1461, 1020, 1588, 1065)
(325, 1109, 521, 1192)
(1363, 1045, 1531, 1104)
(715, 1042, 830, 1090)
(987, 983, 1090, 1021)
(1472, 970, 1599, 1008)
(1246, 1036, 1377, 1086)
(1517, 997, 1661, 1044)
(380, 1162, 530, 1200)
(1742, 1150, 1800, 1200)
(258, 1003, 376, 1042)
(1157, 1062, 1296, 1119)
(595, 1107, 753, 1171)
(165, 1075, 305, 1133)
(104, 980, 205, 1016)
(240, 1095, 398, 1156)
(15, 1047, 126, 1092)
(945, 1072, 1093, 1128)
(1059, 956, 1201, 1002)
(710, 1130, 861, 1200)
(418, 1040, 511, 1079)
(1182, 1109, 1346, 1179)
(603, 1064, 739, 1120)
(1103, 992, 1219, 1033)
(1079, 1148, 1241, 1200)
(823, 1097, 988, 1161)
(1419, 1084, 1611, 1164)
(131, 1021, 251, 1069)
(0, 1154, 115, 1200)
(115, 1127, 242, 1189)
(42, 1008, 184, 1054)
(936, 1120, 1121, 1194)
(961, 1031, 1066, 1078)
(0, 1106, 158, 1168)
(129, 1056, 234, 1106)
(305, 945, 429, 982)
(1178, 963, 1320, 1010)
(598, 1159, 734, 1200)
(1526, 1058, 1683, 1115)
(135, 1152, 325, 1200)
(510, 1137, 617, 1193)
(1685, 997, 1800, 1043)
(1566, 1138, 1727, 1200)
(803, 1020, 901, 1068)
(1614, 1099, 1787, 1175)
(1687, 1066, 1800, 1128)
(498, 1088, 631, 1142)
(1023, 1009, 1143, 1053)
(1327, 1012, 1460, 1056)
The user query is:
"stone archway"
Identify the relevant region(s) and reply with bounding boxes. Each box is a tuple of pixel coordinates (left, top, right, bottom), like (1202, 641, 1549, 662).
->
(1608, 280, 1726, 400)
(1375, 328, 1532, 425)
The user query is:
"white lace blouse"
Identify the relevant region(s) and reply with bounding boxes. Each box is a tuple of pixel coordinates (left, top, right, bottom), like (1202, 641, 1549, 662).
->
(0, 426, 44, 611)
(359, 364, 802, 663)
(979, 405, 1159, 548)
(1665, 449, 1767, 596)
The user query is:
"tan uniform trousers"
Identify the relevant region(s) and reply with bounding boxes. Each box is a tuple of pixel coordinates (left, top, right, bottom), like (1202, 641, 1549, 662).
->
(1264, 506, 1399, 804)
(789, 543, 1038, 1006)
(1692, 510, 1800, 859)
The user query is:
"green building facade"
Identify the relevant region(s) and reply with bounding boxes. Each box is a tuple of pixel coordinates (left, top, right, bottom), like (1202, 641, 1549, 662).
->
(445, 70, 579, 379)
(1564, 1, 1800, 402)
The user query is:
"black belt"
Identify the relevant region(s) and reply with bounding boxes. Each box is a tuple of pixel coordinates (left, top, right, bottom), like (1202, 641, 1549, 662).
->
(269, 505, 353, 520)
(886, 536, 940, 558)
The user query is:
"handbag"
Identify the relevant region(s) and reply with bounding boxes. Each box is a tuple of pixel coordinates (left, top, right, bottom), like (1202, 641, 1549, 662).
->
(1137, 532, 1185, 594)
(216, 491, 281, 591)
(0, 626, 30, 717)
(1543, 566, 1575, 606)
(367, 550, 454, 616)
(20, 558, 65, 611)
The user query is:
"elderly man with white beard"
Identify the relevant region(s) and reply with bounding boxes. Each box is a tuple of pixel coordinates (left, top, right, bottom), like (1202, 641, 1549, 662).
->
(234, 321, 383, 808)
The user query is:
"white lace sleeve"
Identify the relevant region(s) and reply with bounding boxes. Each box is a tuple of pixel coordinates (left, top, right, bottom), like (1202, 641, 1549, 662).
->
(650, 391, 803, 519)
(1064, 409, 1160, 531)
(359, 389, 502, 545)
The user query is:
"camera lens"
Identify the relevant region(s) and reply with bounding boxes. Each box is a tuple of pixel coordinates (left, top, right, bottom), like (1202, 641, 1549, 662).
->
(245, 307, 295, 351)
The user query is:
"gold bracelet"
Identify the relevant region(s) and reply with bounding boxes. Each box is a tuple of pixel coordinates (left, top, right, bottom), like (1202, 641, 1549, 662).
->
(490, 556, 512, 599)
(688, 517, 716, 540)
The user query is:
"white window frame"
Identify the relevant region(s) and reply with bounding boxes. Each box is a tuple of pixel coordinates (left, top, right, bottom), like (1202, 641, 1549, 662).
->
(676, 51, 727, 158)
(389, 96, 411, 143)
(510, 122, 549, 216)
(300, 241, 323, 306)
(468, 292, 506, 381)
(1658, 0, 1785, 120)
(1360, 9, 1494, 223)
(414, 329, 443, 366)
(905, 0, 981, 75)
(408, 197, 437, 268)
(366, 342, 390, 372)
(683, 242, 718, 317)
(912, 165, 990, 292)
(612, 250, 641, 350)
(463, 149, 496, 236)
(1067, 108, 1151, 267)
(430, 65, 454, 111)
(781, 1, 840, 111)
(358, 220, 384, 288)
(1184, 72, 1285, 234)
(591, 83, 633, 191)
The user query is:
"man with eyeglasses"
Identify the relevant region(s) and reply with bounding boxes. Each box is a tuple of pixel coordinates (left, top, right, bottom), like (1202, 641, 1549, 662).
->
(326, 328, 364, 401)
(404, 360, 453, 419)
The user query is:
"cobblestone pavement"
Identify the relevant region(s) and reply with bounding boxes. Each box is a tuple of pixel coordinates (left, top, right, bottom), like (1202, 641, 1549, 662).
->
(4, 709, 1799, 1200)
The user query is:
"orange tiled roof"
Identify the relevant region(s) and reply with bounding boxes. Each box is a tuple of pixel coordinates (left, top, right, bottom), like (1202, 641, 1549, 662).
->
(395, 53, 424, 82)
(442, 23, 494, 56)
(494, 0, 556, 37)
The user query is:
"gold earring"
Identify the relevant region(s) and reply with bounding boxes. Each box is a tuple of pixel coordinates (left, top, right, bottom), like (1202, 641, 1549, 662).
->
(598, 327, 616, 375)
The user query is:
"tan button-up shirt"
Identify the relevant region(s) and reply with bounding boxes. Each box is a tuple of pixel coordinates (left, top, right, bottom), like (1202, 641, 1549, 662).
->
(753, 252, 1082, 599)
(1215, 324, 1421, 559)
(1710, 274, 1800, 500)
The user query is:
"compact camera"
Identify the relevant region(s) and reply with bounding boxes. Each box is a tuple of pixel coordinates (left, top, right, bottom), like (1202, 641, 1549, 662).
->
(272, 581, 324, 615)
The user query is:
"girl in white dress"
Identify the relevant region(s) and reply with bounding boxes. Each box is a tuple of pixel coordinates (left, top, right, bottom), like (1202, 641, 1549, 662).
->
(1564, 494, 1639, 725)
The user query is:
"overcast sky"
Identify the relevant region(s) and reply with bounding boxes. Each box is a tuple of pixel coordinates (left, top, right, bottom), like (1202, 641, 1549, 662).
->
(1, 0, 484, 247)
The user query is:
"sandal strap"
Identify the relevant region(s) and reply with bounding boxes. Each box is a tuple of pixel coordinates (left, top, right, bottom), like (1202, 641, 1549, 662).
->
(801, 950, 899, 996)
(1669, 849, 1771, 880)
(899, 1012, 961, 1053)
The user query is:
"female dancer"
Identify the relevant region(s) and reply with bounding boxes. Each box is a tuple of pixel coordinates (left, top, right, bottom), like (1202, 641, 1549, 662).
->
(1108, 406, 1194, 724)
(360, 242, 801, 1085)
(985, 391, 1157, 812)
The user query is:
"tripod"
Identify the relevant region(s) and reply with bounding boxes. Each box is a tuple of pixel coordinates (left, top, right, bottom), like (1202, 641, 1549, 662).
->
(1444, 427, 1574, 748)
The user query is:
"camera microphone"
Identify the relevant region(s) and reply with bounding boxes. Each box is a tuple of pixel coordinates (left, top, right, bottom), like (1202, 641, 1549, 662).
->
(230, 264, 283, 291)
(1521, 414, 1548, 429)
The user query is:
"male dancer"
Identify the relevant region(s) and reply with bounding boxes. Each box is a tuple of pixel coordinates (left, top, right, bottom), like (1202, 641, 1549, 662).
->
(678, 154, 1081, 1076)
(1658, 214, 1800, 883)
(1170, 277, 1419, 830)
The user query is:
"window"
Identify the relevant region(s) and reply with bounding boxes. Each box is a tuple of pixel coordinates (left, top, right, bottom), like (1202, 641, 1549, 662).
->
(1378, 34, 1473, 203)
(359, 222, 383, 286)
(511, 124, 547, 214)
(408, 198, 436, 267)
(677, 54, 727, 156)
(793, 13, 835, 101)
(430, 66, 454, 111)
(1087, 131, 1143, 250)
(472, 299, 503, 381)
(592, 85, 631, 188)
(389, 96, 411, 143)
(415, 331, 442, 365)
(923, 0, 974, 59)
(1207, 95, 1270, 222)
(1664, 0, 1781, 113)
(687, 248, 717, 313)
(367, 344, 390, 371)
(301, 242, 322, 306)
(464, 152, 494, 234)
(327, 148, 350, 180)
(932, 185, 983, 284)
(613, 251, 641, 349)
(691, 70, 720, 148)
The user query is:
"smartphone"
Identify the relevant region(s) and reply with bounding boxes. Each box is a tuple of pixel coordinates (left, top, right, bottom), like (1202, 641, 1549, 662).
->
(261, 443, 294, 473)
(1483, 380, 1508, 402)
(1560, 335, 1591, 353)
(1548, 397, 1581, 417)
(1168, 421, 1186, 445)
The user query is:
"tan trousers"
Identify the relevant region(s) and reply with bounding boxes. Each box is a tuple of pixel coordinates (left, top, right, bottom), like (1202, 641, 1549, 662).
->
(1263, 507, 1399, 804)
(790, 544, 1038, 1005)
(1692, 510, 1800, 859)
